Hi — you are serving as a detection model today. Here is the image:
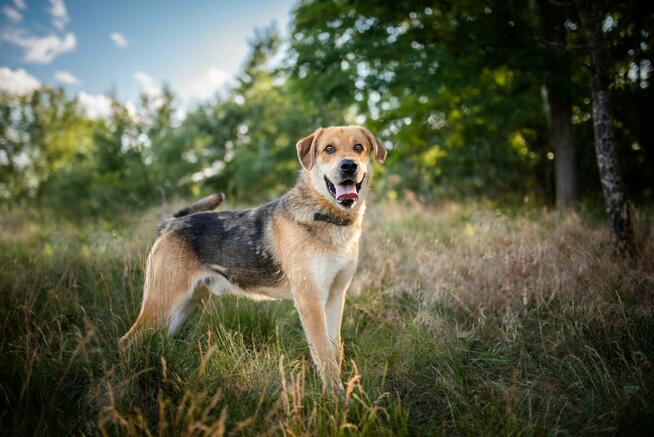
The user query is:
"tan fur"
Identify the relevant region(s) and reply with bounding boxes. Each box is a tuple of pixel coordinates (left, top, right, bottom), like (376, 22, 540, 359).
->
(120, 126, 386, 390)
(119, 234, 205, 351)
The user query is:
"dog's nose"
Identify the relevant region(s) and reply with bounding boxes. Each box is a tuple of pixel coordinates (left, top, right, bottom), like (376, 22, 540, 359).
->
(340, 159, 358, 174)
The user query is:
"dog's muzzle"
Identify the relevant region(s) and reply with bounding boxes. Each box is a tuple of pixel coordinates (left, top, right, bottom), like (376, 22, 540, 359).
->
(324, 173, 364, 208)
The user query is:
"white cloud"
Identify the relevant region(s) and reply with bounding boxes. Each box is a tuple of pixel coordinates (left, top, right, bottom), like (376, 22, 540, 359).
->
(77, 92, 112, 119)
(125, 100, 138, 119)
(128, 67, 231, 118)
(0, 67, 41, 95)
(2, 29, 76, 64)
(110, 32, 128, 48)
(3, 6, 22, 22)
(134, 71, 169, 111)
(49, 0, 69, 30)
(179, 67, 230, 100)
(3, 0, 25, 22)
(54, 70, 79, 85)
(134, 71, 162, 99)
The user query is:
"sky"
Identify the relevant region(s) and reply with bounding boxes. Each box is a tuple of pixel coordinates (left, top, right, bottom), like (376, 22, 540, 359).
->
(0, 0, 295, 117)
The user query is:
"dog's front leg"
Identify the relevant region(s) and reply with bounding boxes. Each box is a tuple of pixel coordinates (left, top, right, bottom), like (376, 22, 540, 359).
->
(325, 266, 355, 370)
(292, 286, 342, 390)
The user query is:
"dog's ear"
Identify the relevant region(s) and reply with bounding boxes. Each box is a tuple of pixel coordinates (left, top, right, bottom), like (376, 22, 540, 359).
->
(360, 127, 387, 164)
(296, 128, 323, 170)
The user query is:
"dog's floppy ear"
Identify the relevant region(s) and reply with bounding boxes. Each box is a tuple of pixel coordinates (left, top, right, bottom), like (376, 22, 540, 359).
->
(360, 127, 387, 164)
(296, 128, 323, 170)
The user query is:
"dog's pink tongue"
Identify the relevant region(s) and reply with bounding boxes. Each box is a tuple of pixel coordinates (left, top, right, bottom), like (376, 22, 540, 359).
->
(336, 182, 359, 200)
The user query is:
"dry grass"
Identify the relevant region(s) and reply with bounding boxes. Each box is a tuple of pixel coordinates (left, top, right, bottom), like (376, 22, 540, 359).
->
(1, 201, 653, 435)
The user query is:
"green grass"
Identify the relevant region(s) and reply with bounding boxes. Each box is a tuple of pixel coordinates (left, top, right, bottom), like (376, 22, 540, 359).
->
(1, 201, 653, 435)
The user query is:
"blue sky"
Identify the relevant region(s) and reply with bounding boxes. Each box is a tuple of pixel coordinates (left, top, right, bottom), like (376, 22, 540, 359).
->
(1, 0, 295, 115)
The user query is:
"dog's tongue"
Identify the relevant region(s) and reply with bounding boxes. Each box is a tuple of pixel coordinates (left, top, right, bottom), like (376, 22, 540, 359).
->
(336, 182, 359, 200)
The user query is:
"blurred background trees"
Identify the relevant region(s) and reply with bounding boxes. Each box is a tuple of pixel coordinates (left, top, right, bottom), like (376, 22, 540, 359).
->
(1, 0, 652, 224)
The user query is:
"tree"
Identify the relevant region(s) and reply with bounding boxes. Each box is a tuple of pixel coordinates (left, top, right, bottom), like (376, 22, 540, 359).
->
(537, 0, 578, 209)
(2, 4, 652, 220)
(577, 0, 635, 254)
(0, 88, 94, 204)
(290, 0, 553, 201)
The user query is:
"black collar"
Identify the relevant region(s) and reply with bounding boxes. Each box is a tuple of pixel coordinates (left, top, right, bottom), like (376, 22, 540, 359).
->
(313, 211, 352, 226)
(280, 196, 353, 227)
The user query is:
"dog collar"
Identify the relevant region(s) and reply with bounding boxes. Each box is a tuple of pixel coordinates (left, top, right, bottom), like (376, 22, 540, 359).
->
(313, 212, 352, 226)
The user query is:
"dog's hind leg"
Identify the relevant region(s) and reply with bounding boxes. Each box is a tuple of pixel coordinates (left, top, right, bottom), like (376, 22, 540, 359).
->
(119, 235, 203, 352)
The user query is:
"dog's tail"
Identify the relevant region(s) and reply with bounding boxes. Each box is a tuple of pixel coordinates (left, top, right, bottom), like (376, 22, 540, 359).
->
(157, 193, 225, 236)
(172, 192, 225, 218)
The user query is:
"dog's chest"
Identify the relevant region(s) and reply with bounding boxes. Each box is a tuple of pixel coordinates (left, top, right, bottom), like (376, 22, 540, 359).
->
(309, 251, 353, 290)
(308, 232, 360, 291)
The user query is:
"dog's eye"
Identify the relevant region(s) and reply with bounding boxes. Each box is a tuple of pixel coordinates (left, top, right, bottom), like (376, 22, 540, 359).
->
(353, 144, 363, 153)
(324, 145, 335, 154)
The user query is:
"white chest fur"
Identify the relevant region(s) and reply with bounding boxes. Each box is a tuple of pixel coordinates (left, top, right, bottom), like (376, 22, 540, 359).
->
(308, 233, 360, 297)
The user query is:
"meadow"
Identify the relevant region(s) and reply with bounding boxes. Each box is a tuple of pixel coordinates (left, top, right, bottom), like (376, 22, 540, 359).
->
(1, 200, 653, 436)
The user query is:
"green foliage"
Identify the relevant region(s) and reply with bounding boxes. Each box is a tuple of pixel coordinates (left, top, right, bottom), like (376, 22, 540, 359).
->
(289, 0, 653, 202)
(290, 1, 548, 198)
(0, 88, 95, 202)
(0, 2, 652, 213)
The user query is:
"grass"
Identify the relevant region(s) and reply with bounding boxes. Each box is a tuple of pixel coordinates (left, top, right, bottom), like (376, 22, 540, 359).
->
(1, 200, 653, 435)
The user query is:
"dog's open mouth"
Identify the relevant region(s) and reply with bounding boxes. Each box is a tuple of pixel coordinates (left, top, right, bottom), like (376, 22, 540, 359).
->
(325, 175, 364, 207)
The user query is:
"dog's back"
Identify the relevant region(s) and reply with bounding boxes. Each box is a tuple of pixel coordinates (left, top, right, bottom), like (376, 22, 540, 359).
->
(163, 199, 285, 289)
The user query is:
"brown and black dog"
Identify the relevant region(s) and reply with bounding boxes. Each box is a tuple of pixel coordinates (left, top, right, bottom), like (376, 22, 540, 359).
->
(120, 126, 386, 389)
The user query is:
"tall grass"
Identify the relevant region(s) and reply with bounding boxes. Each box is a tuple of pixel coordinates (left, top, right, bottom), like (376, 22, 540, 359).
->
(1, 201, 652, 435)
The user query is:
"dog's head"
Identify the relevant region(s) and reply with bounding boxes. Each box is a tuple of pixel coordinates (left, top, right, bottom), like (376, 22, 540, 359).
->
(296, 125, 386, 210)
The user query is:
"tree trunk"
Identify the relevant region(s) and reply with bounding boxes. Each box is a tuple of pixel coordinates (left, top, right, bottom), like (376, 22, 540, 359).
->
(548, 91, 577, 209)
(538, 0, 578, 209)
(578, 1, 636, 255)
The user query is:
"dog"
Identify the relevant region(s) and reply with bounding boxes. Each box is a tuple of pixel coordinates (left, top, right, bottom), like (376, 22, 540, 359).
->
(119, 125, 386, 389)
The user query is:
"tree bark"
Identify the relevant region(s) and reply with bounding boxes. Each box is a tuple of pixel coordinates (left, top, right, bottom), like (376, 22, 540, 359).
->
(578, 1, 636, 255)
(548, 90, 577, 209)
(538, 0, 578, 209)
